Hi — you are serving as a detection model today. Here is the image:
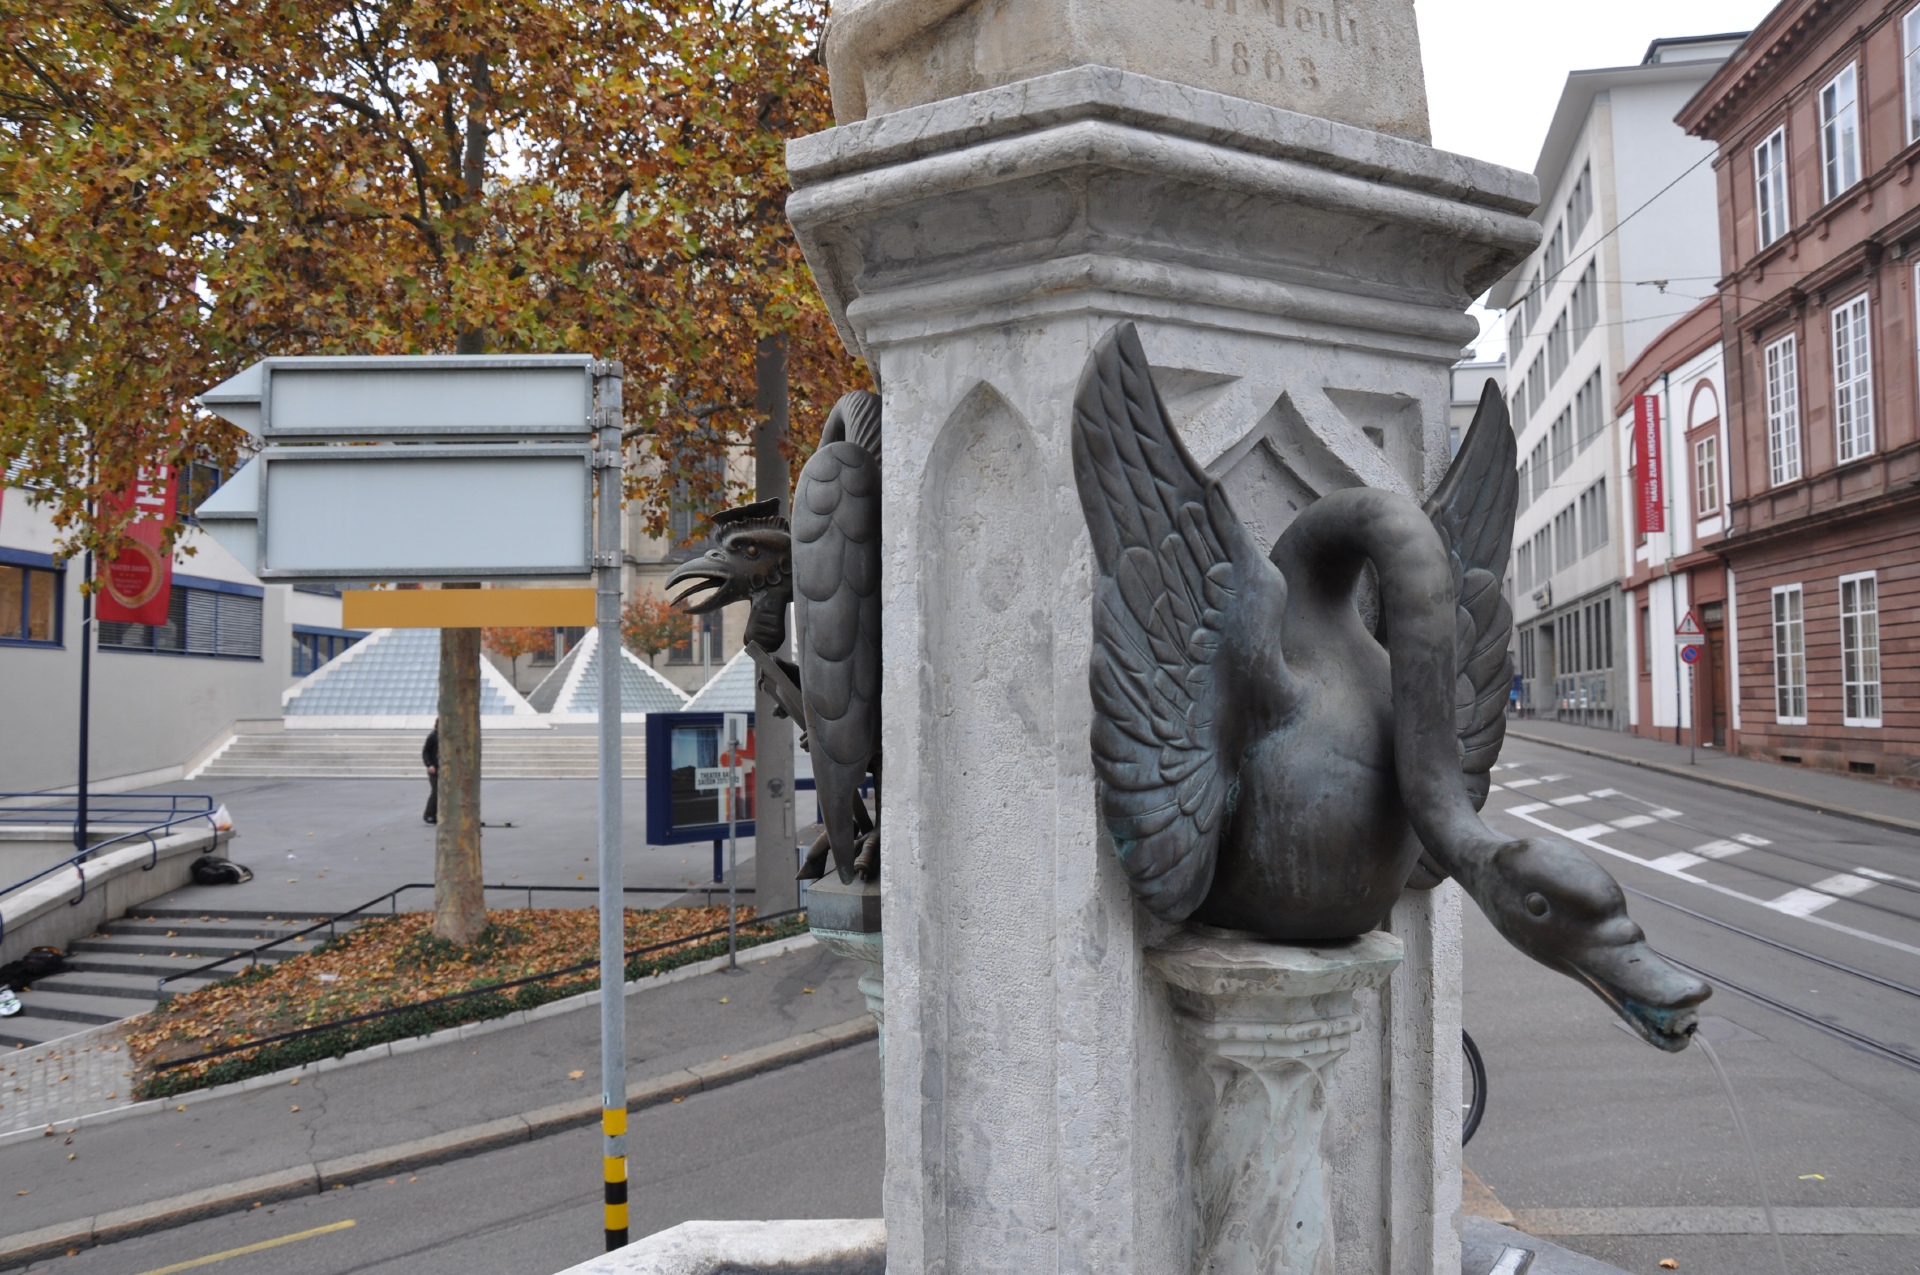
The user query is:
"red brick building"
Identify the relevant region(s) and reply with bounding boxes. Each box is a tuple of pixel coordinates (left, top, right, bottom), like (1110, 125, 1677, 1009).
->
(1679, 0, 1920, 783)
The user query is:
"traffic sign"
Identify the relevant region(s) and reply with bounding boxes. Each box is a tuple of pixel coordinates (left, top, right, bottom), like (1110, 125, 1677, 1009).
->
(191, 356, 606, 583)
(1675, 609, 1705, 639)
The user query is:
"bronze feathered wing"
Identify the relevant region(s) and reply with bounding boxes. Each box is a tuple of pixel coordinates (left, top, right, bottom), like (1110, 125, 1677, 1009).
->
(1071, 324, 1282, 921)
(793, 391, 883, 883)
(1424, 380, 1520, 815)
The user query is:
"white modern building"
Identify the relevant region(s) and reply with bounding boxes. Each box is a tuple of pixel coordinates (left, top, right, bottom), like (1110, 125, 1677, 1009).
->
(0, 476, 355, 793)
(1488, 33, 1744, 727)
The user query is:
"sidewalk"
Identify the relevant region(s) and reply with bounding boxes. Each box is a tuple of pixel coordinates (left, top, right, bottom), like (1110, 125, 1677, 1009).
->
(0, 935, 865, 1252)
(1505, 717, 1920, 836)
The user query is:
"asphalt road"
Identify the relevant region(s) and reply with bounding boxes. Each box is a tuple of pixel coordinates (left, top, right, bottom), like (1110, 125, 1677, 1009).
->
(9, 1046, 882, 1275)
(1467, 738, 1920, 1275)
(131, 776, 767, 916)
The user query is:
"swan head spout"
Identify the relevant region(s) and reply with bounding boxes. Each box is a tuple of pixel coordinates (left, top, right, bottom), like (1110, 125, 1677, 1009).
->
(1482, 837, 1712, 1052)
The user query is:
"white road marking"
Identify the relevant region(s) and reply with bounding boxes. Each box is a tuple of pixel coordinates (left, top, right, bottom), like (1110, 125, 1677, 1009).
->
(1497, 805, 1920, 958)
(1692, 840, 1749, 860)
(1610, 815, 1658, 830)
(1856, 866, 1920, 888)
(1735, 833, 1772, 847)
(1540, 774, 1570, 783)
(1648, 852, 1707, 874)
(1587, 788, 1623, 798)
(1566, 824, 1614, 839)
(1503, 778, 1541, 789)
(1768, 889, 1841, 917)
(1506, 802, 1548, 816)
(1548, 794, 1592, 806)
(1648, 807, 1682, 819)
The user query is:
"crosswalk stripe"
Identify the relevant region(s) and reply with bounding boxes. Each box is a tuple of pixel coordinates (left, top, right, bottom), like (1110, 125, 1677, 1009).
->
(1610, 815, 1658, 830)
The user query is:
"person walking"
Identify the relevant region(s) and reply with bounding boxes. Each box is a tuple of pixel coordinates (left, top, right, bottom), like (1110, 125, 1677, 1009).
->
(423, 720, 440, 825)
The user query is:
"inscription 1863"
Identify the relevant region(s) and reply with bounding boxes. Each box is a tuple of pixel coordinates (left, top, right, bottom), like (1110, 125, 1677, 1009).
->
(1170, 0, 1365, 88)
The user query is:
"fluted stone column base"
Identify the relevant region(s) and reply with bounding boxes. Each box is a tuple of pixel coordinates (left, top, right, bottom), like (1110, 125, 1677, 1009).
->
(1148, 929, 1404, 1275)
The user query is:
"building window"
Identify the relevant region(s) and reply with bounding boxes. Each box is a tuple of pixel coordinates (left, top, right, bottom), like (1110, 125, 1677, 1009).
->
(1526, 354, 1545, 419)
(1831, 293, 1875, 462)
(1577, 478, 1609, 556)
(1532, 526, 1552, 584)
(1545, 221, 1566, 283)
(173, 461, 226, 526)
(1510, 388, 1528, 430)
(1906, 8, 1920, 143)
(1528, 440, 1550, 503)
(1821, 64, 1862, 202)
(0, 556, 62, 646)
(1566, 161, 1594, 243)
(98, 579, 263, 658)
(1552, 506, 1577, 571)
(1839, 572, 1881, 727)
(1754, 127, 1790, 249)
(1507, 314, 1525, 368)
(1517, 459, 1532, 514)
(1640, 605, 1653, 675)
(1523, 271, 1543, 331)
(1771, 584, 1807, 724)
(1517, 540, 1533, 591)
(1547, 312, 1569, 383)
(1550, 409, 1574, 477)
(1694, 435, 1721, 516)
(292, 626, 367, 677)
(1764, 334, 1802, 485)
(1573, 370, 1604, 453)
(669, 611, 723, 665)
(1569, 261, 1599, 348)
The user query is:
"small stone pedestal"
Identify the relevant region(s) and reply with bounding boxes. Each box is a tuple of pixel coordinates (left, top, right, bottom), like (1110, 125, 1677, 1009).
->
(1148, 930, 1403, 1275)
(807, 875, 885, 1054)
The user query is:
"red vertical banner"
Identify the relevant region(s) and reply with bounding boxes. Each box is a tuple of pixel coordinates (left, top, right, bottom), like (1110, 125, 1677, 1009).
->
(1635, 394, 1665, 536)
(97, 462, 177, 624)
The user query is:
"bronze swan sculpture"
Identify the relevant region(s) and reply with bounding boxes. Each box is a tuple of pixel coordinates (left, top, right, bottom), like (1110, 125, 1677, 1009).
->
(1072, 323, 1709, 1051)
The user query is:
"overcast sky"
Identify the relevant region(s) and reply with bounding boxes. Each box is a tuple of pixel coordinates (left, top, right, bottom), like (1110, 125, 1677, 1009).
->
(1415, 0, 1777, 347)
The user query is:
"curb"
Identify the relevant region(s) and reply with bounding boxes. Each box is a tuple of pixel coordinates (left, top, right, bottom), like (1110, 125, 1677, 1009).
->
(0, 932, 820, 1147)
(1505, 728, 1920, 839)
(0, 1013, 877, 1269)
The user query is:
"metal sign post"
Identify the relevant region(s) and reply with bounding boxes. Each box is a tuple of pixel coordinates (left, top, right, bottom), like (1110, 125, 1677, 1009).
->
(191, 352, 633, 1254)
(724, 712, 748, 971)
(591, 364, 630, 1251)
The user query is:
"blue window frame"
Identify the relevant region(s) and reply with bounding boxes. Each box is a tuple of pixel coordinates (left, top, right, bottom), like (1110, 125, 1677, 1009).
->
(0, 548, 63, 647)
(292, 624, 367, 676)
(98, 573, 264, 659)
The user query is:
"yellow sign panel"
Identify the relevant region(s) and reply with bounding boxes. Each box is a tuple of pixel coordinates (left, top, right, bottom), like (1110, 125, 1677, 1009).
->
(342, 588, 596, 629)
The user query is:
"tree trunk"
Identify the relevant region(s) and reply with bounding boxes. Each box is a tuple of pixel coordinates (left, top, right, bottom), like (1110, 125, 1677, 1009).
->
(433, 607, 486, 943)
(753, 334, 799, 913)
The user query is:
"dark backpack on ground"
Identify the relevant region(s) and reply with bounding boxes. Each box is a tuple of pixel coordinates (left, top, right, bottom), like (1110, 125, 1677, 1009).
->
(191, 855, 254, 885)
(0, 946, 67, 987)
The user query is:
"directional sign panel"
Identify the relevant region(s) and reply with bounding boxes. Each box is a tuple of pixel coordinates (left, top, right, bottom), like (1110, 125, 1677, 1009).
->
(197, 355, 597, 441)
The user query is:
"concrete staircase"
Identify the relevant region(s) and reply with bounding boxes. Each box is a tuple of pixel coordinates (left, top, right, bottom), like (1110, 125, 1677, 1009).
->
(191, 733, 648, 780)
(0, 907, 354, 1049)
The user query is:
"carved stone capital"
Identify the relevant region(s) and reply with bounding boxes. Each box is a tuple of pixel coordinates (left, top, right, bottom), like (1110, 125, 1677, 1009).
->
(1147, 929, 1403, 1275)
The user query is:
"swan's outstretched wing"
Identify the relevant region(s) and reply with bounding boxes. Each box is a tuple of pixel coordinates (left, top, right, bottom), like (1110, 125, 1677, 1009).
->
(1072, 324, 1281, 921)
(793, 391, 882, 883)
(1423, 380, 1519, 811)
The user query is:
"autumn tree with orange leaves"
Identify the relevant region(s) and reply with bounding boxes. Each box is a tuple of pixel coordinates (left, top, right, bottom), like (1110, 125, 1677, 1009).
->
(1, 0, 863, 941)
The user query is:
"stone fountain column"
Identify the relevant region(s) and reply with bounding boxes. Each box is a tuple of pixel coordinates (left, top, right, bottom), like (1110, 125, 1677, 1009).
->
(785, 6, 1537, 1272)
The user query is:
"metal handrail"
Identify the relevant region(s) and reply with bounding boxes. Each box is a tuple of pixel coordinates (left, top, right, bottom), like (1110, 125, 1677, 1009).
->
(0, 807, 226, 948)
(156, 879, 760, 993)
(0, 792, 216, 827)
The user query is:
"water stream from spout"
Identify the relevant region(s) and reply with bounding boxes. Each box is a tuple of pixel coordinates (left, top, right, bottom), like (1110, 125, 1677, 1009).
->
(1695, 1034, 1789, 1275)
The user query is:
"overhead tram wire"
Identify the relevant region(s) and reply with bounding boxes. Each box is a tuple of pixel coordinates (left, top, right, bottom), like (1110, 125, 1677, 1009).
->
(1655, 949, 1920, 1074)
(1623, 885, 1920, 1002)
(1503, 147, 1719, 317)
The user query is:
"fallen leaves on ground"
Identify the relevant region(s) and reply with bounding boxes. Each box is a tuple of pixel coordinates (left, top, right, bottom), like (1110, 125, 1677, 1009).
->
(128, 906, 757, 1084)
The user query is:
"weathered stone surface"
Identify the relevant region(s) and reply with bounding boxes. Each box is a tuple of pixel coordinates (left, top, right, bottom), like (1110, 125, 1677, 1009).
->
(785, 64, 1529, 1275)
(1148, 930, 1403, 1275)
(824, 0, 1431, 141)
(553, 1220, 885, 1275)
